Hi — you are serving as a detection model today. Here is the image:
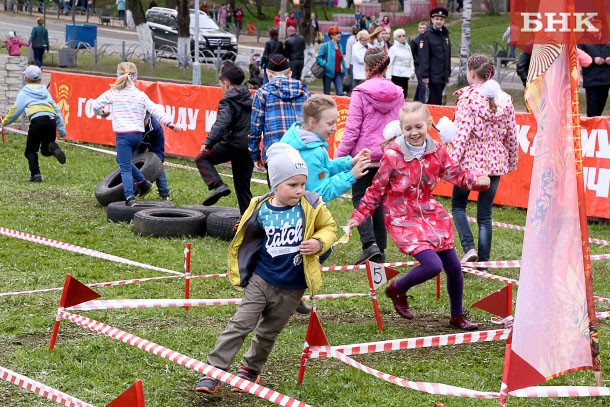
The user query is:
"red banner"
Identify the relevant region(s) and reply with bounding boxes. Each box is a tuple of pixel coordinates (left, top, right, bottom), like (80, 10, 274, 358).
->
(49, 71, 610, 218)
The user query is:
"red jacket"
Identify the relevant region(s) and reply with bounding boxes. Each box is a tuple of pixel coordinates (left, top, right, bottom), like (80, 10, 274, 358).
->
(352, 135, 487, 256)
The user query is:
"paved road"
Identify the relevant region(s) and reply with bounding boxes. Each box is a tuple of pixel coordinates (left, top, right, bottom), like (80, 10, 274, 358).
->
(0, 10, 262, 59)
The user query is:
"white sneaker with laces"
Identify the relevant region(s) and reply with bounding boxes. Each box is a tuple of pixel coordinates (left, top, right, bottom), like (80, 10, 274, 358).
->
(461, 248, 478, 263)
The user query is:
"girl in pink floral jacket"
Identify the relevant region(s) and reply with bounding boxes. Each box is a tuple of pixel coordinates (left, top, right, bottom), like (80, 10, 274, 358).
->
(5, 31, 29, 57)
(347, 102, 490, 331)
(450, 54, 519, 267)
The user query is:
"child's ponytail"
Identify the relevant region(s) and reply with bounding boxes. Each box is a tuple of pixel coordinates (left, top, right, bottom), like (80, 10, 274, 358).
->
(112, 62, 138, 91)
(467, 54, 498, 113)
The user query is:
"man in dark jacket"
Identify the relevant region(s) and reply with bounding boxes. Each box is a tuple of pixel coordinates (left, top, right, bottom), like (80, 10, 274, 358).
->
(418, 8, 451, 105)
(579, 40, 610, 117)
(195, 61, 254, 213)
(283, 26, 306, 80)
(410, 21, 428, 102)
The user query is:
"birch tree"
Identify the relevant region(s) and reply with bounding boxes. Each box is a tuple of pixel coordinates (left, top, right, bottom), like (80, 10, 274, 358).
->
(176, 0, 191, 67)
(126, 0, 153, 62)
(458, 0, 472, 84)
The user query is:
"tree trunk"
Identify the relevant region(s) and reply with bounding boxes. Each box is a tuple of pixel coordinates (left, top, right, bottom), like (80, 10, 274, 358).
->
(458, 0, 472, 85)
(298, 0, 313, 45)
(127, 0, 154, 62)
(279, 0, 287, 39)
(176, 0, 190, 67)
(483, 0, 497, 14)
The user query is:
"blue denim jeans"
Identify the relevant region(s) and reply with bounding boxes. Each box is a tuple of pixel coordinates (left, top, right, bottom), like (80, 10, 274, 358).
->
(451, 176, 500, 262)
(115, 132, 146, 200)
(323, 73, 344, 96)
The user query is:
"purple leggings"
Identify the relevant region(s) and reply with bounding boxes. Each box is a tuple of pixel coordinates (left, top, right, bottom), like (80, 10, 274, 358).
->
(395, 249, 464, 317)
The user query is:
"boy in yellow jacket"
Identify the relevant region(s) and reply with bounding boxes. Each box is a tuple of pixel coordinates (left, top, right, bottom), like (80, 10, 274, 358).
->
(196, 142, 337, 394)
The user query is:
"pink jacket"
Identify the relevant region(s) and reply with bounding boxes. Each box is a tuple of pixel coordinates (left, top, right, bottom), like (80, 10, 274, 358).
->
(335, 77, 404, 163)
(351, 136, 486, 256)
(6, 37, 29, 56)
(451, 83, 519, 176)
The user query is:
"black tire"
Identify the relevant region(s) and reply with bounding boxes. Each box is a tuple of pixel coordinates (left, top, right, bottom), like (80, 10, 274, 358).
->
(133, 208, 206, 238)
(95, 152, 164, 206)
(179, 205, 240, 218)
(206, 210, 241, 241)
(106, 200, 175, 223)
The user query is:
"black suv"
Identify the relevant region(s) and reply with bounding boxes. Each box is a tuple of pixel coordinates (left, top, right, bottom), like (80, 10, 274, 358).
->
(146, 7, 238, 60)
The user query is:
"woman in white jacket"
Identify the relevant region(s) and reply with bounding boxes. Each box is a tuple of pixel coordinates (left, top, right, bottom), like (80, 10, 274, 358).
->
(386, 28, 415, 99)
(351, 30, 370, 88)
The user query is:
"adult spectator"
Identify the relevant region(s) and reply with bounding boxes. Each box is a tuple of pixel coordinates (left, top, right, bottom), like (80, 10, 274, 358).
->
(235, 7, 244, 31)
(148, 0, 157, 9)
(502, 25, 516, 59)
(351, 30, 369, 88)
(515, 44, 533, 88)
(116, 0, 126, 24)
(199, 1, 208, 14)
(410, 20, 428, 102)
(316, 26, 346, 96)
(286, 12, 297, 30)
(387, 28, 414, 99)
(284, 26, 306, 80)
(369, 26, 385, 49)
(419, 7, 451, 105)
(218, 4, 228, 29)
(344, 26, 359, 94)
(579, 21, 610, 117)
(209, 3, 218, 21)
(261, 28, 284, 84)
(311, 13, 320, 41)
(380, 15, 391, 30)
(225, 3, 233, 29)
(29, 17, 49, 68)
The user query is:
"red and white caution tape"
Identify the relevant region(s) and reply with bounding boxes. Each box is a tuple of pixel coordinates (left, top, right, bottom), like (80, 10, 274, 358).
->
(191, 273, 228, 279)
(325, 329, 510, 357)
(67, 298, 243, 311)
(0, 365, 93, 407)
(0, 227, 182, 275)
(310, 293, 369, 300)
(594, 296, 610, 303)
(329, 349, 501, 398)
(1, 125, 28, 136)
(508, 386, 610, 397)
(596, 311, 610, 319)
(462, 267, 519, 285)
(58, 311, 311, 407)
(321, 261, 417, 272)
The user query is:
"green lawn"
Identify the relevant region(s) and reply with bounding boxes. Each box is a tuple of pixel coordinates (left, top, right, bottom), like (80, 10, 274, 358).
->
(1, 124, 610, 406)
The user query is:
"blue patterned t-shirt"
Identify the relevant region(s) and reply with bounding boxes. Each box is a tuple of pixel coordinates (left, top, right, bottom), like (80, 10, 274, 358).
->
(253, 201, 307, 289)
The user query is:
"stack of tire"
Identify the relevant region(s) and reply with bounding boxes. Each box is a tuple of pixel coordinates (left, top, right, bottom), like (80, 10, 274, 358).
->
(98, 152, 241, 240)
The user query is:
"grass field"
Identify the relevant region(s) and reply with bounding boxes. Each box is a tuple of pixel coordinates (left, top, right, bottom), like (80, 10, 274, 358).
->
(2, 121, 610, 407)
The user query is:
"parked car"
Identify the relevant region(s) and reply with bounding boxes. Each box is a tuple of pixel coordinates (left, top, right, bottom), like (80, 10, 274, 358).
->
(145, 7, 238, 61)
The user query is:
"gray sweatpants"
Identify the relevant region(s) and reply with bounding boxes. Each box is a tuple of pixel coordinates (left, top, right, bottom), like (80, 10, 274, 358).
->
(207, 273, 305, 373)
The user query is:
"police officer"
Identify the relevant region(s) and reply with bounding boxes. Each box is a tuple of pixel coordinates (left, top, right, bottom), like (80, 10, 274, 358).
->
(419, 7, 451, 105)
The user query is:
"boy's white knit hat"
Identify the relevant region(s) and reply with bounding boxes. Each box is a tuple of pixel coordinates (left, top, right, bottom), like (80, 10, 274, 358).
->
(23, 65, 42, 81)
(267, 142, 308, 188)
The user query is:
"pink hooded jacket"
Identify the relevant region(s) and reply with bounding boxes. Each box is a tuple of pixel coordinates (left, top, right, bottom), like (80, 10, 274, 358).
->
(6, 37, 29, 56)
(335, 77, 404, 163)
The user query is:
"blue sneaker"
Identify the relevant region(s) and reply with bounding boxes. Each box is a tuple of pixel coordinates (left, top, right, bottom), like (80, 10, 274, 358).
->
(195, 375, 220, 394)
(230, 366, 260, 393)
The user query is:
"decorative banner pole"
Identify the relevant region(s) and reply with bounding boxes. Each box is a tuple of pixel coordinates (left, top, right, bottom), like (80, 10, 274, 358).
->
(184, 242, 191, 311)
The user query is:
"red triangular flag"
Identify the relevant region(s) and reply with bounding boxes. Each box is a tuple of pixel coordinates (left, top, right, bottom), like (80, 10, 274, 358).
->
(106, 380, 145, 407)
(305, 310, 329, 347)
(60, 274, 101, 308)
(472, 285, 511, 318)
(505, 349, 547, 392)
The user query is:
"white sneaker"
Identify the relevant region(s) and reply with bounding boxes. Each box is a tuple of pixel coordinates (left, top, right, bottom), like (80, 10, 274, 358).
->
(461, 249, 478, 263)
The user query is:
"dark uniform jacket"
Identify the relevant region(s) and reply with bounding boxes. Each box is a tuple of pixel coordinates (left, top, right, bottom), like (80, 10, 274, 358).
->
(284, 34, 306, 61)
(261, 38, 284, 68)
(578, 44, 610, 87)
(204, 85, 253, 151)
(410, 33, 424, 69)
(419, 24, 451, 84)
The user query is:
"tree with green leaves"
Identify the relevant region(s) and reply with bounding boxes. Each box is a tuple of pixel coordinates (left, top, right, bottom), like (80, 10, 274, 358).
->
(126, 0, 154, 62)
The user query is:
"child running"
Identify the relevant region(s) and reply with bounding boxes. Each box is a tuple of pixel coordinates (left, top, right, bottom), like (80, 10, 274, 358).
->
(347, 102, 490, 330)
(195, 142, 337, 395)
(92, 62, 180, 206)
(280, 94, 371, 204)
(450, 54, 519, 265)
(1, 65, 66, 182)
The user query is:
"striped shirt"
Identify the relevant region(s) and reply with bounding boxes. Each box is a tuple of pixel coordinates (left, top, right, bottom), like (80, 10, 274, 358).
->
(92, 84, 172, 133)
